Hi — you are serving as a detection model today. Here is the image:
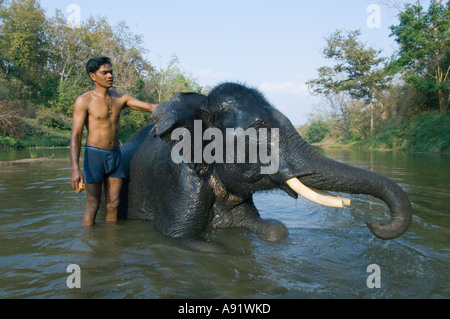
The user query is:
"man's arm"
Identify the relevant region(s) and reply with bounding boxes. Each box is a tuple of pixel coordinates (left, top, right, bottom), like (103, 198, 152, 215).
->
(70, 96, 88, 190)
(124, 95, 159, 113)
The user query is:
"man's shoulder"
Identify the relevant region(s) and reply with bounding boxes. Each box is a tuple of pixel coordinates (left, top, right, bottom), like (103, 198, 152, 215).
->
(77, 91, 94, 101)
(75, 91, 94, 108)
(110, 90, 128, 99)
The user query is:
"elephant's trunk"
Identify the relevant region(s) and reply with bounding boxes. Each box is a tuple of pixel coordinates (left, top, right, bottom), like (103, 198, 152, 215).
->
(281, 142, 412, 240)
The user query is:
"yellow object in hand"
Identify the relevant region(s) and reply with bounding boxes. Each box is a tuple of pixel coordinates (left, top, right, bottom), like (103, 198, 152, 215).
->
(77, 181, 85, 193)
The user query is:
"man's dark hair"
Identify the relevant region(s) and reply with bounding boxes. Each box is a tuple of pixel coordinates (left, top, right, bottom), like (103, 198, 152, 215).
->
(86, 57, 112, 75)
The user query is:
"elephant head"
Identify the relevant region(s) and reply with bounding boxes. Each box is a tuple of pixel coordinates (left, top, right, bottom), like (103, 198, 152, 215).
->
(151, 82, 412, 241)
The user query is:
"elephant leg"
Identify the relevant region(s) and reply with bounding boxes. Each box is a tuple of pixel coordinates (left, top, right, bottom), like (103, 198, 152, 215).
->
(155, 208, 226, 253)
(211, 200, 289, 242)
(251, 218, 290, 242)
(152, 179, 228, 253)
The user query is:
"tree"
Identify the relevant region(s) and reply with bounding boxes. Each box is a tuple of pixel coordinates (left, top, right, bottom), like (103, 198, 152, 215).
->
(0, 100, 24, 138)
(307, 30, 392, 134)
(82, 18, 153, 95)
(390, 0, 450, 114)
(0, 0, 202, 148)
(0, 0, 48, 100)
(145, 56, 202, 103)
(46, 14, 154, 115)
(322, 92, 354, 139)
(46, 10, 91, 86)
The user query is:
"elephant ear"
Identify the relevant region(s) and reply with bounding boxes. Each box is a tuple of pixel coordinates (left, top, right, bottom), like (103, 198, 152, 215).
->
(153, 92, 210, 140)
(153, 92, 211, 176)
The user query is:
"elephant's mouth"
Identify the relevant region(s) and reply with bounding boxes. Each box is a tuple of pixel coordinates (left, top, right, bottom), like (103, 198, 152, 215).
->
(283, 178, 351, 208)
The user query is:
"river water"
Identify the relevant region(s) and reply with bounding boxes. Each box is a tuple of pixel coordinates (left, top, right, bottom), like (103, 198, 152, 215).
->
(0, 148, 448, 299)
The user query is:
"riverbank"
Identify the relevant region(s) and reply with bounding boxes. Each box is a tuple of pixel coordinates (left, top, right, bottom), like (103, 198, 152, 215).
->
(0, 155, 70, 166)
(0, 116, 72, 150)
(313, 112, 450, 154)
(0, 116, 138, 151)
(1, 111, 449, 154)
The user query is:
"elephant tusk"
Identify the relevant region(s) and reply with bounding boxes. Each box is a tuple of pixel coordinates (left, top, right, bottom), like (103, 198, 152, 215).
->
(310, 187, 352, 207)
(286, 178, 350, 208)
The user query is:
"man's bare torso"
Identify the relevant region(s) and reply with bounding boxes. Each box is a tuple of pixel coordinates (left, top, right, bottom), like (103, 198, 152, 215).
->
(82, 90, 127, 150)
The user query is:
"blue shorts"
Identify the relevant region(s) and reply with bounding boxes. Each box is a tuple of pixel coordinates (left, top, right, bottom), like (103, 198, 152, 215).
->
(84, 146, 126, 184)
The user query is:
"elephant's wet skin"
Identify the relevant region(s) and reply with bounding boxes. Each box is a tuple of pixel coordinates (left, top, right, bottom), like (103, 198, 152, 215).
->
(119, 82, 412, 253)
(205, 167, 289, 243)
(208, 191, 289, 243)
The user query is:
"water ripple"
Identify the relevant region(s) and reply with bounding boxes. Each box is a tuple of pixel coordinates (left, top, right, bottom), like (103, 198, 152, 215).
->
(0, 150, 449, 298)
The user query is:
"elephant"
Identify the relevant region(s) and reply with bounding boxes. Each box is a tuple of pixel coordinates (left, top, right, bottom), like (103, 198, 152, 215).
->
(119, 82, 412, 253)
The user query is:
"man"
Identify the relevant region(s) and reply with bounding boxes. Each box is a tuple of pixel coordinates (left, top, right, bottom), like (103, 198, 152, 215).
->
(70, 57, 158, 226)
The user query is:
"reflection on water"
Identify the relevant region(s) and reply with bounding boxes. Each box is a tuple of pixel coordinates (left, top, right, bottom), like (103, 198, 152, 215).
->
(0, 148, 449, 298)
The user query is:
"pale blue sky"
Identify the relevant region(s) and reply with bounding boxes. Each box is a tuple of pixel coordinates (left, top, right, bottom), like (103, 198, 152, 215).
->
(39, 0, 418, 125)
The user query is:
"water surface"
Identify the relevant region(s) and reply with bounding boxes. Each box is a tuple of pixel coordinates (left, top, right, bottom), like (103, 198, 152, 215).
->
(0, 148, 448, 298)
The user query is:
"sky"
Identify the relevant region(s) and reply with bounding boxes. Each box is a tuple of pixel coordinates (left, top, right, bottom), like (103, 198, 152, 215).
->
(39, 0, 418, 126)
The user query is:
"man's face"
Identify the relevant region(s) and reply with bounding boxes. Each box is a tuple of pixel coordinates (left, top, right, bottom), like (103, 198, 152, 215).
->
(91, 64, 114, 88)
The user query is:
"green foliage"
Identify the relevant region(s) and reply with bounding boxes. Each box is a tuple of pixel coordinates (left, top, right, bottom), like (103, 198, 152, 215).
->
(120, 108, 154, 133)
(348, 105, 370, 141)
(0, 0, 202, 149)
(306, 121, 330, 143)
(37, 110, 71, 131)
(50, 76, 90, 116)
(401, 112, 450, 152)
(306, 1, 449, 150)
(355, 112, 450, 153)
(0, 0, 48, 100)
(0, 136, 24, 149)
(20, 118, 71, 148)
(307, 29, 392, 134)
(1, 0, 447, 154)
(145, 56, 203, 103)
(38, 77, 59, 107)
(390, 1, 450, 114)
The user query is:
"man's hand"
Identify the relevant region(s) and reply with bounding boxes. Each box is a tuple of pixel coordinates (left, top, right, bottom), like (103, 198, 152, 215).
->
(71, 169, 85, 193)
